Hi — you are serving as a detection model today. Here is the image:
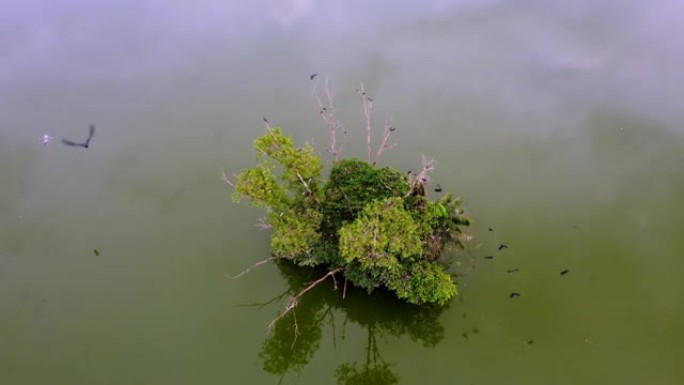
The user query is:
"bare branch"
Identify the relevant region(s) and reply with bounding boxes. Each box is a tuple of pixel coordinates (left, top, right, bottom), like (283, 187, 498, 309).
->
(373, 113, 396, 165)
(312, 78, 345, 161)
(356, 83, 374, 163)
(405, 155, 436, 197)
(226, 256, 279, 279)
(296, 172, 311, 193)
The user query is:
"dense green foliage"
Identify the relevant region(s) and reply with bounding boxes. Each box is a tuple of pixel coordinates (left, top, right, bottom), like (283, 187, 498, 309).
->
(233, 127, 471, 306)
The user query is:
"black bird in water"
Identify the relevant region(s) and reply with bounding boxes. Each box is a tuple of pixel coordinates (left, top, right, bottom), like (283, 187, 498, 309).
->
(509, 292, 521, 298)
(507, 268, 520, 273)
(484, 255, 494, 260)
(498, 243, 508, 250)
(560, 269, 570, 276)
(310, 73, 317, 80)
(61, 124, 95, 148)
(488, 228, 493, 231)
(434, 184, 442, 192)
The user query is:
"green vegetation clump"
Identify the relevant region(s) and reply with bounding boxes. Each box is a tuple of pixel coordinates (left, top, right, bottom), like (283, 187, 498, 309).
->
(232, 127, 471, 306)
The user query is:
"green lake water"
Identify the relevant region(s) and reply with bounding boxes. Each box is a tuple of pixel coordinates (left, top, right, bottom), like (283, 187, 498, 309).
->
(1, 1, 683, 384)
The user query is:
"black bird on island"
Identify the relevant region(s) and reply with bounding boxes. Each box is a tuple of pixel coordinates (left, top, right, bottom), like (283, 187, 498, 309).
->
(61, 124, 95, 148)
(509, 292, 521, 298)
(498, 243, 508, 250)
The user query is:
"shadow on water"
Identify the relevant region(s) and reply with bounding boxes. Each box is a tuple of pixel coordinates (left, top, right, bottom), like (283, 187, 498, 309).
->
(255, 260, 449, 384)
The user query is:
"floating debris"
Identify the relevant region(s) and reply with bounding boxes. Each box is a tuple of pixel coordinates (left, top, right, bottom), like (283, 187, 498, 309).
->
(472, 327, 479, 334)
(461, 332, 469, 339)
(42, 134, 53, 145)
(525, 339, 535, 345)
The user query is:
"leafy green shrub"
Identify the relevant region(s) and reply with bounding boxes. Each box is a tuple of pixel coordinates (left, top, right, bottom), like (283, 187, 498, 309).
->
(231, 125, 471, 306)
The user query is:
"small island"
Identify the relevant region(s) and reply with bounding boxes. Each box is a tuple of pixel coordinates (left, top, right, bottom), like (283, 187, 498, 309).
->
(227, 83, 472, 322)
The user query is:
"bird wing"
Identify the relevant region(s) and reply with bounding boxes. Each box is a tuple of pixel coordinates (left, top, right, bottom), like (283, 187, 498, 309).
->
(61, 138, 81, 146)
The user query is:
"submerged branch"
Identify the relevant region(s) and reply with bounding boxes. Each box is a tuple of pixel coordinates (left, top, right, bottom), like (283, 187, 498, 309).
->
(267, 268, 345, 331)
(227, 256, 279, 279)
(221, 170, 236, 188)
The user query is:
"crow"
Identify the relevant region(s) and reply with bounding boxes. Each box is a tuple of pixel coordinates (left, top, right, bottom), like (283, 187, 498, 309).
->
(61, 124, 95, 148)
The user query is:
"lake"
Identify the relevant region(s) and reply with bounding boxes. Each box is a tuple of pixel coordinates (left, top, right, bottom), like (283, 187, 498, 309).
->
(1, 1, 683, 384)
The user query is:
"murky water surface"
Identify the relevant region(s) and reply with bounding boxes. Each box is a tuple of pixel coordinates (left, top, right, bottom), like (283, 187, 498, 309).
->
(2, 1, 683, 384)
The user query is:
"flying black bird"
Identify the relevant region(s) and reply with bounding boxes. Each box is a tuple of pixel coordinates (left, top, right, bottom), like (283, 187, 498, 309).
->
(61, 124, 95, 148)
(389, 126, 396, 132)
(560, 269, 570, 276)
(310, 73, 317, 80)
(509, 292, 521, 298)
(498, 243, 508, 250)
(507, 268, 520, 273)
(434, 184, 443, 192)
